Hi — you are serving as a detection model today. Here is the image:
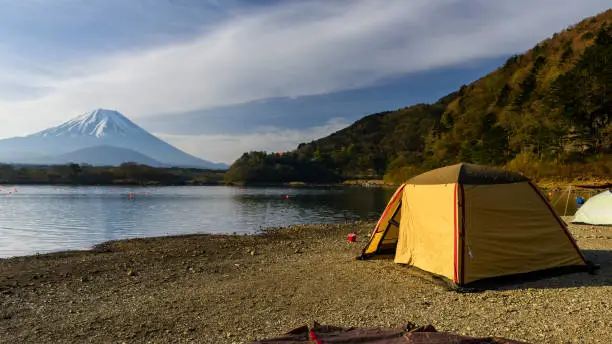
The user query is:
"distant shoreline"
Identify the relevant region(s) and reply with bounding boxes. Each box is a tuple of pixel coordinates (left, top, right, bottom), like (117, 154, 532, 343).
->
(0, 181, 224, 187)
(3, 162, 612, 189)
(1, 179, 611, 189)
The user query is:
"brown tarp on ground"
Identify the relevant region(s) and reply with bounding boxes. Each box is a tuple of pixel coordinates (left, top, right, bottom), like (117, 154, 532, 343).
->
(249, 322, 530, 344)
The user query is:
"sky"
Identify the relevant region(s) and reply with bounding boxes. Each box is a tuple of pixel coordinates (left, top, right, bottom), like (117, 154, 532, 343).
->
(0, 1, 610, 164)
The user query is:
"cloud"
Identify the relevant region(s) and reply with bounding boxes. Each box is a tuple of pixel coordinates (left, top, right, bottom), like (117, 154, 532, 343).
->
(140, 55, 508, 136)
(155, 118, 351, 164)
(0, 0, 610, 139)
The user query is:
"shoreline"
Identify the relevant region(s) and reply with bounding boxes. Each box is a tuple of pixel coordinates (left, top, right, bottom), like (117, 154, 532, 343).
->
(2, 179, 611, 189)
(1, 220, 611, 343)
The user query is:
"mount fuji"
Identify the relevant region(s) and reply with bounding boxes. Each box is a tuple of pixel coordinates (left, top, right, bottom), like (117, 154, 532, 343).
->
(0, 109, 227, 169)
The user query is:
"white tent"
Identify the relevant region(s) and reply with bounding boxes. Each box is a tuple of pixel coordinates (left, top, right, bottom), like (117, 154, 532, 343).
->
(572, 190, 612, 225)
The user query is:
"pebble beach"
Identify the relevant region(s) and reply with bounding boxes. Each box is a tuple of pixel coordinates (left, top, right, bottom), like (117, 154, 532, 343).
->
(1, 218, 611, 343)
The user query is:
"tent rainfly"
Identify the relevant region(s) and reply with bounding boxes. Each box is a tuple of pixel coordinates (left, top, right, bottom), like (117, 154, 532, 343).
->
(360, 163, 589, 286)
(572, 190, 612, 225)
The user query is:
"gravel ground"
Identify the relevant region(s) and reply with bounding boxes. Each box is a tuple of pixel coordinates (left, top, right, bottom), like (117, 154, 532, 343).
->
(1, 219, 611, 344)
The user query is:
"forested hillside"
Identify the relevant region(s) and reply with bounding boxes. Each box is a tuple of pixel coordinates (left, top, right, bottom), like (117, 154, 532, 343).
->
(0, 163, 224, 186)
(226, 10, 612, 184)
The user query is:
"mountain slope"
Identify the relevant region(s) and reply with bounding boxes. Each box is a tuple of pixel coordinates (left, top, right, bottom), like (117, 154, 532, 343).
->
(226, 9, 612, 183)
(0, 109, 228, 169)
(51, 146, 166, 167)
(428, 10, 612, 167)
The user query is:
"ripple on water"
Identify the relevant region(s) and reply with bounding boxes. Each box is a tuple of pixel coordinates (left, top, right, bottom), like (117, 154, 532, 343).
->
(0, 185, 394, 257)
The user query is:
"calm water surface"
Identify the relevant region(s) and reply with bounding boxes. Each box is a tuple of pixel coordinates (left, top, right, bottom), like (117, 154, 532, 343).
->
(0, 185, 394, 257)
(0, 185, 586, 258)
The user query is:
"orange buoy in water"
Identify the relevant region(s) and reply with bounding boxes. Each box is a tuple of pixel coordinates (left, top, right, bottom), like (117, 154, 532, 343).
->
(129, 193, 134, 199)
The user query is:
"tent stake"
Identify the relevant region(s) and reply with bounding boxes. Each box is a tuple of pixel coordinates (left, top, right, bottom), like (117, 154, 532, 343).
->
(564, 185, 571, 216)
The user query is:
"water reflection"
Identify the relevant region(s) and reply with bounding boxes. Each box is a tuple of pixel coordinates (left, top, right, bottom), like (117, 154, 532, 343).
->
(0, 185, 394, 258)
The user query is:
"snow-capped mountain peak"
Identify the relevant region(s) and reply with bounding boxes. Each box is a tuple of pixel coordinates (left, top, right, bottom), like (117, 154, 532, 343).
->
(33, 109, 146, 138)
(1, 108, 228, 169)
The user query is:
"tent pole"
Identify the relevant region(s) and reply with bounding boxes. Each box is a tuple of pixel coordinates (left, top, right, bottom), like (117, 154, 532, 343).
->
(564, 185, 571, 216)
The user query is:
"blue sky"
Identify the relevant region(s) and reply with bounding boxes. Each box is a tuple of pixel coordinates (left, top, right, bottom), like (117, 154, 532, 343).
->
(0, 1, 610, 163)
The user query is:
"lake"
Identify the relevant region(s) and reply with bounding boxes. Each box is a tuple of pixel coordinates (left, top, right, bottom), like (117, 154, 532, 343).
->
(0, 185, 394, 258)
(0, 185, 591, 258)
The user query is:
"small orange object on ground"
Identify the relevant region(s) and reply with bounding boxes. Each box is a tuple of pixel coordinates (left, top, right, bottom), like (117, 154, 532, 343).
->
(347, 232, 357, 243)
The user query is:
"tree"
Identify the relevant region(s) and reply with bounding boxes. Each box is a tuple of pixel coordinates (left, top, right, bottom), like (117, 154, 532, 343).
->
(550, 26, 612, 152)
(69, 163, 82, 183)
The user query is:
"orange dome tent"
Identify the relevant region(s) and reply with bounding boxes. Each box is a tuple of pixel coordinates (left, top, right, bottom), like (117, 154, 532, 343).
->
(360, 163, 589, 286)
